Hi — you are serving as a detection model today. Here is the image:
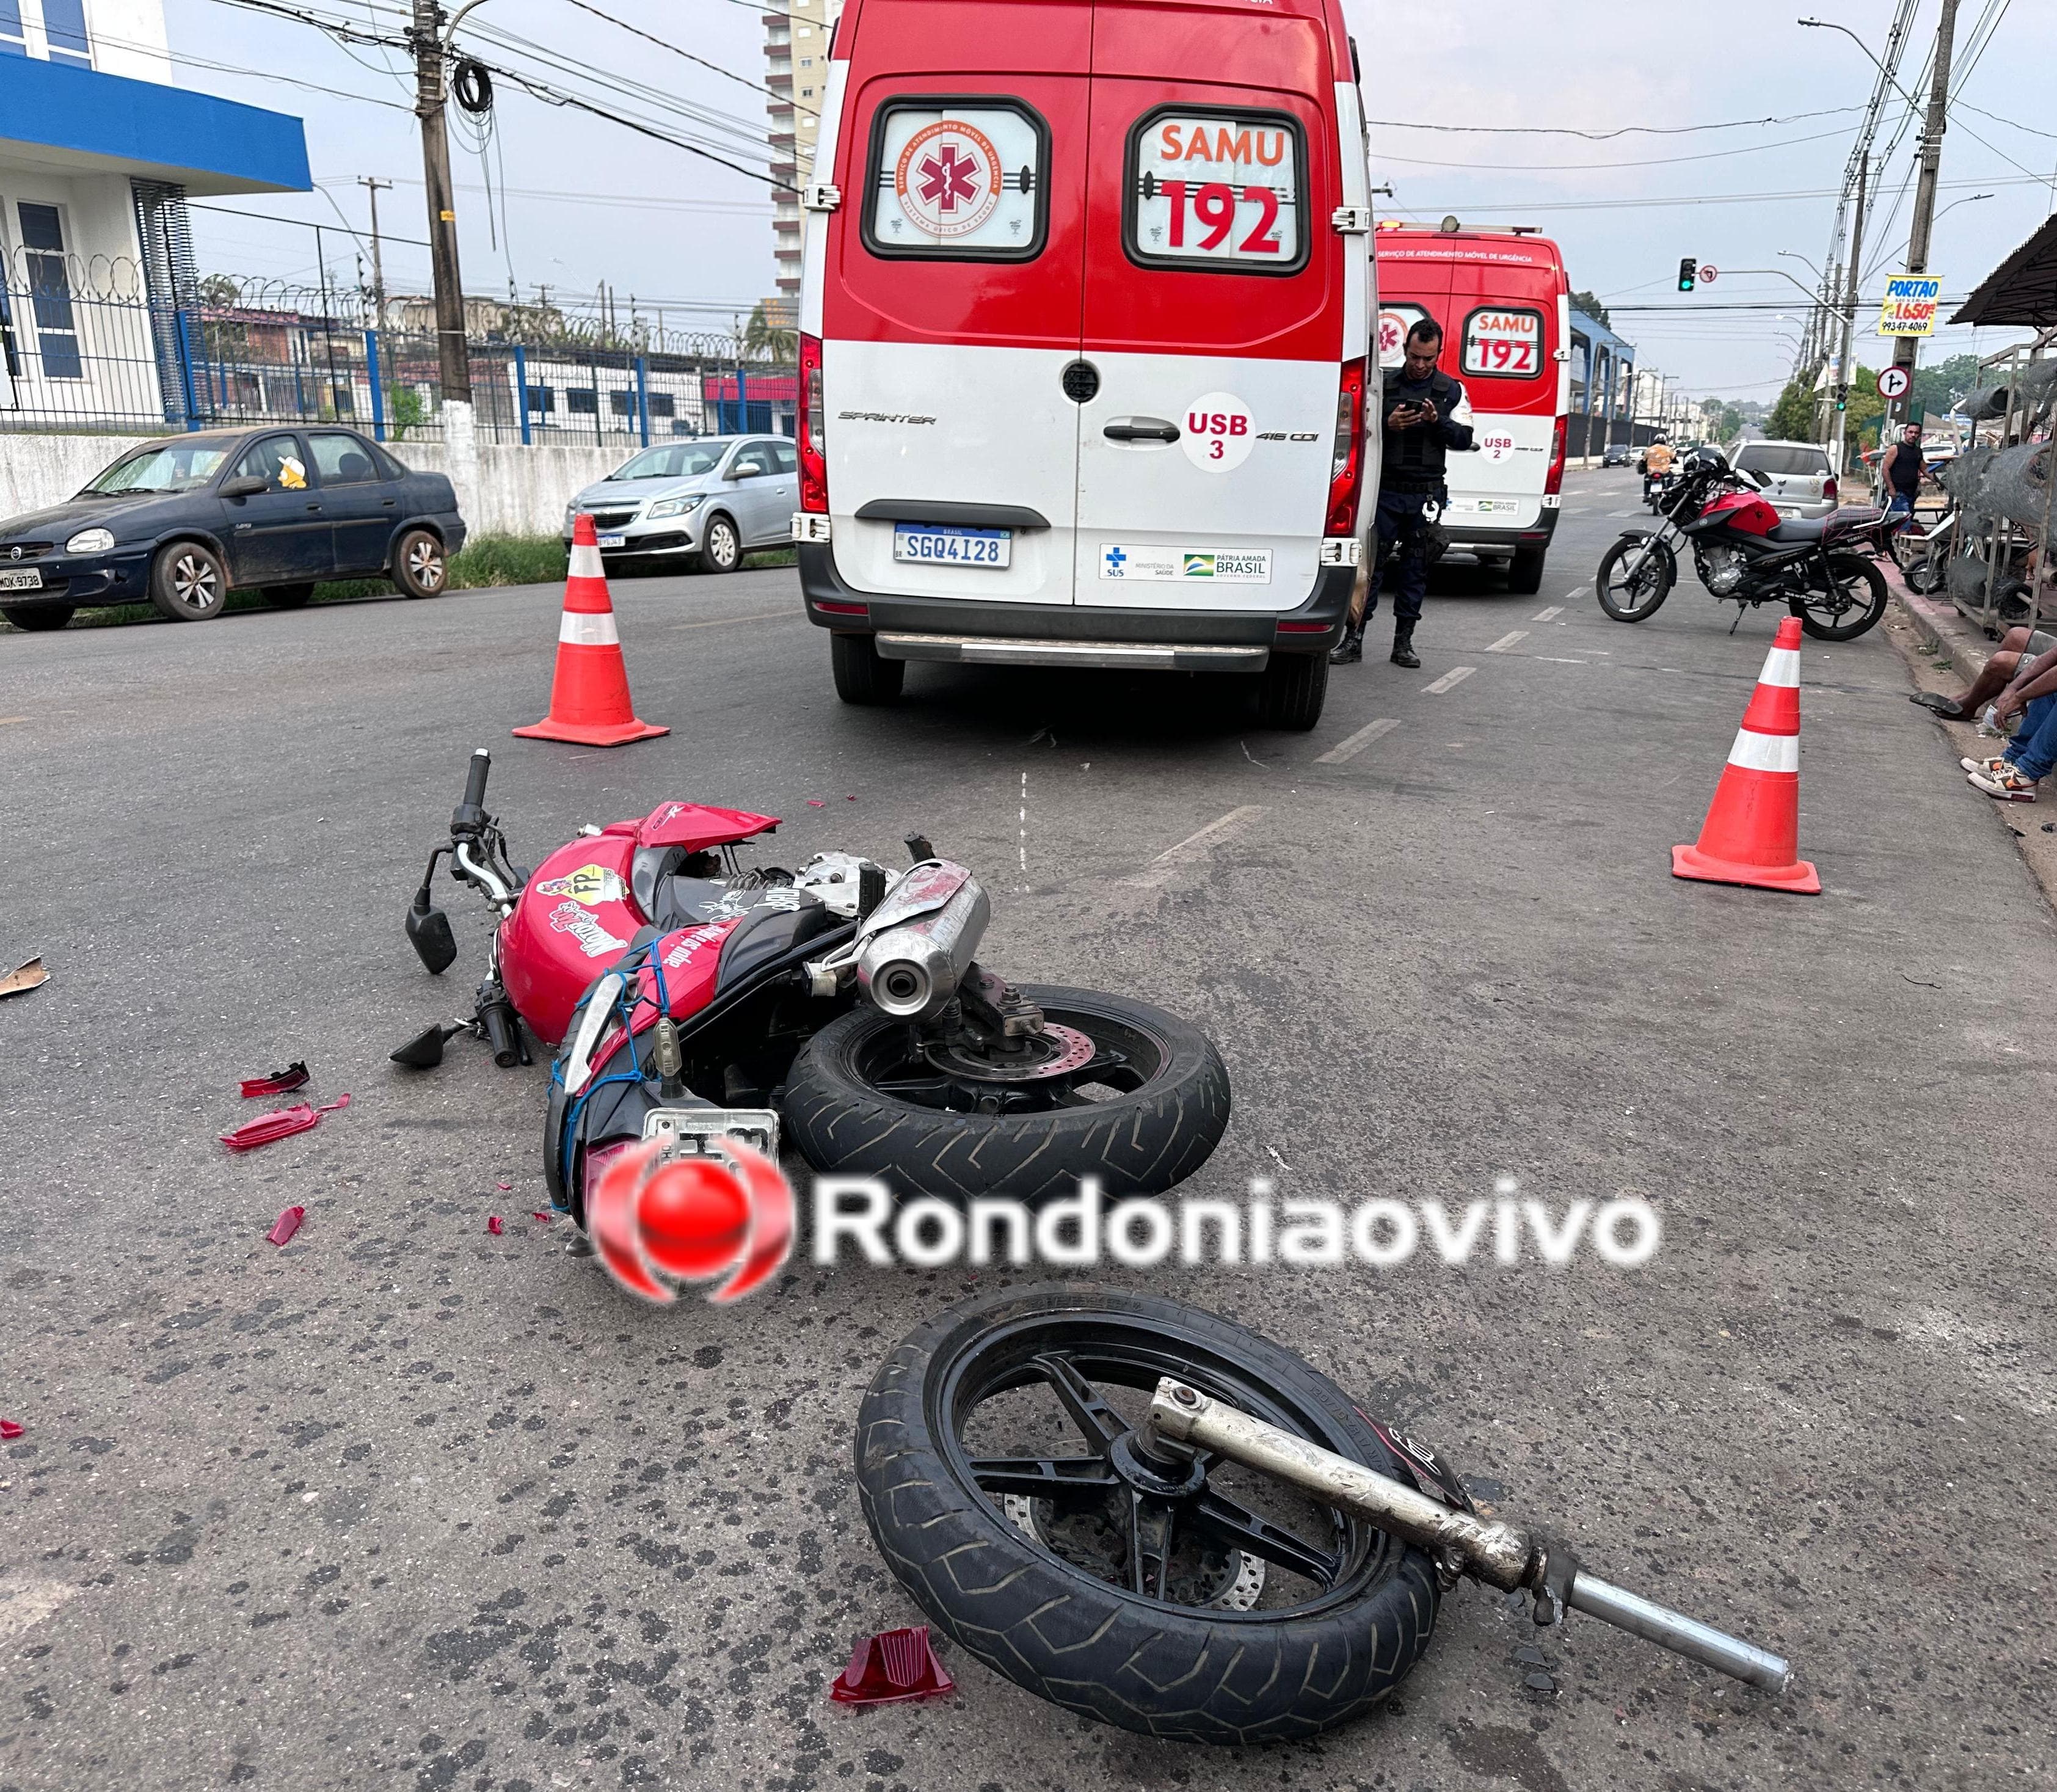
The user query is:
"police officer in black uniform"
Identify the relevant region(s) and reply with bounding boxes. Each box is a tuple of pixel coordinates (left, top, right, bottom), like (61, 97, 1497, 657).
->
(1333, 316, 1476, 668)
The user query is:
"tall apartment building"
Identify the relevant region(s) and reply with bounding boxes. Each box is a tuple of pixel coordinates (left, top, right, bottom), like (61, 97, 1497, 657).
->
(765, 0, 840, 302)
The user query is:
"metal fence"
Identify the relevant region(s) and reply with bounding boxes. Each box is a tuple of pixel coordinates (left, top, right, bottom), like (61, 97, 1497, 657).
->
(0, 261, 797, 446)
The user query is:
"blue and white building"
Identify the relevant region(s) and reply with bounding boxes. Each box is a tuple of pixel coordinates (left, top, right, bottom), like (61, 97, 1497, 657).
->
(0, 0, 308, 425)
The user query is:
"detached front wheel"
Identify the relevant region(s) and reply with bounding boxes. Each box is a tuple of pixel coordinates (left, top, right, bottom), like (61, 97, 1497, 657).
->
(782, 984, 1228, 1203)
(856, 1286, 1444, 1743)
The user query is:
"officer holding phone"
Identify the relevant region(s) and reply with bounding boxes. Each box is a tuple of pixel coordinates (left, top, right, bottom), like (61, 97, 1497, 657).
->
(1333, 316, 1476, 669)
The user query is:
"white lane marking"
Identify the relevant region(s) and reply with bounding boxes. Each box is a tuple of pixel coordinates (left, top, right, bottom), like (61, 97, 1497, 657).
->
(0, 1576, 78, 1644)
(1608, 509, 1642, 517)
(668, 608, 803, 632)
(1535, 656, 1589, 664)
(1422, 666, 1476, 694)
(1316, 716, 1400, 765)
(1486, 630, 1528, 653)
(1533, 605, 1564, 621)
(1120, 805, 1266, 888)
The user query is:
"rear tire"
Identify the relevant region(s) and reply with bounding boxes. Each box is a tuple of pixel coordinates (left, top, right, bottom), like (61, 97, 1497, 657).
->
(1507, 546, 1546, 594)
(829, 630, 905, 704)
(263, 583, 314, 610)
(856, 1286, 1444, 1744)
(148, 541, 228, 621)
(694, 512, 741, 575)
(391, 528, 446, 598)
(1794, 554, 1887, 641)
(1255, 650, 1328, 730)
(782, 984, 1229, 1203)
(2, 604, 73, 632)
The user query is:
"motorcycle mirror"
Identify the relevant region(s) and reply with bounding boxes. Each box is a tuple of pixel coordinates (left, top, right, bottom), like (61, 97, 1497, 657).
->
(904, 832, 935, 864)
(390, 1021, 463, 1069)
(406, 891, 460, 975)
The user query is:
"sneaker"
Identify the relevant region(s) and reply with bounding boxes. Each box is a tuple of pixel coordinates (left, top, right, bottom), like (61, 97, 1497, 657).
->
(1961, 754, 2009, 774)
(1969, 762, 2039, 801)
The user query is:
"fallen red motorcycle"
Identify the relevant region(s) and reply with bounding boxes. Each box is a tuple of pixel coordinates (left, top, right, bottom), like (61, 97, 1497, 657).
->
(393, 751, 1229, 1220)
(1598, 445, 1888, 640)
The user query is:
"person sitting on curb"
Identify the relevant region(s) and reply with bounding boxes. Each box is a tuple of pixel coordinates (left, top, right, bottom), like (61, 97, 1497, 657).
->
(1962, 639, 2057, 801)
(1910, 624, 2057, 720)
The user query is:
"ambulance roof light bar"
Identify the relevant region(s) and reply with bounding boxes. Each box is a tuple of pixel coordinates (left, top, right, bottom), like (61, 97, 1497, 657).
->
(1374, 219, 1542, 236)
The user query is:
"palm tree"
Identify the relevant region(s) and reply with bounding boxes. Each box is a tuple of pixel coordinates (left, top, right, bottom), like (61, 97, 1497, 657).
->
(741, 300, 797, 364)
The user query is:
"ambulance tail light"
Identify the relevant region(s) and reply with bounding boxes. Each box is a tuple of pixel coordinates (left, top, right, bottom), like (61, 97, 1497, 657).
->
(1543, 416, 1568, 495)
(798, 332, 828, 514)
(1326, 357, 1367, 537)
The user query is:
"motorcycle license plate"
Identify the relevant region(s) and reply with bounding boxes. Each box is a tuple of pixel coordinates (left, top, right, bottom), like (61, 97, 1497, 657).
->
(894, 525, 1011, 569)
(641, 1106, 782, 1163)
(598, 534, 627, 549)
(0, 568, 43, 591)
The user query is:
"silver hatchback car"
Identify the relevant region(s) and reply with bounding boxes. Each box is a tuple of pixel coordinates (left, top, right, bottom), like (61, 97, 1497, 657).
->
(1727, 439, 1838, 521)
(562, 435, 799, 574)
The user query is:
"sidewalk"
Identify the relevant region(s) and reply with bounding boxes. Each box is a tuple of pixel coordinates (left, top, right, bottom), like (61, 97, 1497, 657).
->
(1877, 557, 2057, 908)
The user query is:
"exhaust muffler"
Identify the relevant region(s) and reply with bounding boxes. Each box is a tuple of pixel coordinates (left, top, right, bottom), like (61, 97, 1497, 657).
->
(856, 872, 990, 1022)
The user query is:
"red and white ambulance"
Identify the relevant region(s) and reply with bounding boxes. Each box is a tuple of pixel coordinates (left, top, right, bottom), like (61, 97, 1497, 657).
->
(1371, 225, 1570, 594)
(792, 0, 1375, 729)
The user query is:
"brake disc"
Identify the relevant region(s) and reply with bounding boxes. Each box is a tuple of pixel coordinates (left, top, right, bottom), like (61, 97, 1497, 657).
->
(923, 1021, 1096, 1084)
(1000, 1493, 1266, 1611)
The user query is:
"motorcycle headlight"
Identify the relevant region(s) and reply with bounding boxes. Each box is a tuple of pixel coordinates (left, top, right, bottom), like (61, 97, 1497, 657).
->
(65, 528, 115, 555)
(646, 495, 704, 521)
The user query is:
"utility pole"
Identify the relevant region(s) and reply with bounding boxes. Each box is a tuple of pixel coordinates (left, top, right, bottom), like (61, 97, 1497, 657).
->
(1886, 0, 1962, 432)
(357, 175, 392, 332)
(410, 0, 470, 407)
(1832, 160, 1870, 473)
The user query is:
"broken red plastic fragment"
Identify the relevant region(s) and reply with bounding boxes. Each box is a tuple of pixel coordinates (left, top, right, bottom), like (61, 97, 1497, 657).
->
(806, 798, 826, 807)
(267, 1206, 306, 1247)
(239, 1061, 310, 1098)
(829, 1625, 955, 1706)
(532, 1211, 556, 1224)
(487, 1215, 504, 1235)
(496, 1180, 513, 1191)
(0, 1419, 23, 1441)
(220, 1094, 351, 1154)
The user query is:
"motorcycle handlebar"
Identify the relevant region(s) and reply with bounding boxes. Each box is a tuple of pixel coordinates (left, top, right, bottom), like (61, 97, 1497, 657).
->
(462, 749, 492, 812)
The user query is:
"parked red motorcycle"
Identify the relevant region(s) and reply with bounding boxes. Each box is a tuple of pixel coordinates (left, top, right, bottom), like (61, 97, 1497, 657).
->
(393, 752, 1229, 1220)
(1597, 446, 1889, 639)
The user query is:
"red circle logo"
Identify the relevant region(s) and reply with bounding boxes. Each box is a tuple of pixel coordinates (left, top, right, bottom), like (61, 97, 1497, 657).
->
(588, 1138, 793, 1303)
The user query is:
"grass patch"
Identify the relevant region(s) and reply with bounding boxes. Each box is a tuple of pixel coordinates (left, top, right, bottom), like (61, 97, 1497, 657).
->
(5, 533, 798, 632)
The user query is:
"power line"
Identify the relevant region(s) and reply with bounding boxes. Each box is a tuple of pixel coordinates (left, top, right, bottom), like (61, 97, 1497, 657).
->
(1365, 104, 1865, 140)
(1403, 172, 2048, 213)
(559, 0, 818, 119)
(1373, 125, 1855, 173)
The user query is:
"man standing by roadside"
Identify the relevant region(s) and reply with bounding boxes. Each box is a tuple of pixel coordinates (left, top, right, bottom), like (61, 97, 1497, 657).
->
(1879, 420, 1925, 518)
(1333, 317, 1476, 669)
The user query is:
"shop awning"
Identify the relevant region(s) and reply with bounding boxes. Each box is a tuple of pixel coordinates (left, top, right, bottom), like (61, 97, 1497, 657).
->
(1950, 214, 2057, 329)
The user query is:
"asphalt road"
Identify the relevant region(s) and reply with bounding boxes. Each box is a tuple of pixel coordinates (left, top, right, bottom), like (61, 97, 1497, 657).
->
(3, 468, 2053, 1791)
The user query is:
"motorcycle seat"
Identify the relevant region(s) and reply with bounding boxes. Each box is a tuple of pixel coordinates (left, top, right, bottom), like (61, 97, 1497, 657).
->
(1767, 516, 1829, 544)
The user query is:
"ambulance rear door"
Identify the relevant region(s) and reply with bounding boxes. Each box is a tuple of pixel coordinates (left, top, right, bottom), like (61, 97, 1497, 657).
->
(1073, 0, 1356, 611)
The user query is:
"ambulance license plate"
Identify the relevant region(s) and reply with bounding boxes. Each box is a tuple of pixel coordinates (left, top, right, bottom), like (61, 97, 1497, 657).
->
(894, 525, 1011, 569)
(0, 568, 42, 591)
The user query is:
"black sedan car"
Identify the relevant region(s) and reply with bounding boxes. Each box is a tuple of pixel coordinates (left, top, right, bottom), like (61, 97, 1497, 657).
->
(1601, 445, 1633, 468)
(0, 426, 466, 630)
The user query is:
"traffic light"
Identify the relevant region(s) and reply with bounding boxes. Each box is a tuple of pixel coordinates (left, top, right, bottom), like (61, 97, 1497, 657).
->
(1677, 257, 1697, 293)
(1834, 384, 1849, 413)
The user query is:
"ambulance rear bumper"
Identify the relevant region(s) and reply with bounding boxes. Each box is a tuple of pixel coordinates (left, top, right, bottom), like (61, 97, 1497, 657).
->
(797, 544, 1353, 663)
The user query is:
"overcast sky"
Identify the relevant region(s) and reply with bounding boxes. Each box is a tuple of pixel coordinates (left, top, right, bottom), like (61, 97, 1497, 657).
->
(169, 0, 2057, 398)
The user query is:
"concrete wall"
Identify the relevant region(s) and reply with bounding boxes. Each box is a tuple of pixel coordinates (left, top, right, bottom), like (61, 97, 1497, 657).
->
(0, 430, 622, 538)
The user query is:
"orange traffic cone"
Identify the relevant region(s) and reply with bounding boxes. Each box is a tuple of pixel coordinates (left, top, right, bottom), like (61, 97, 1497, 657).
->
(1672, 616, 1820, 894)
(514, 515, 669, 748)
